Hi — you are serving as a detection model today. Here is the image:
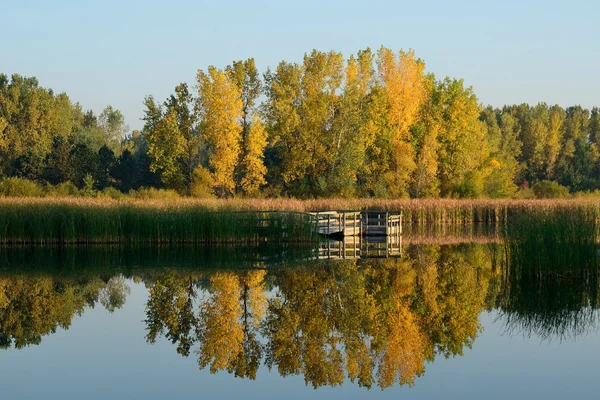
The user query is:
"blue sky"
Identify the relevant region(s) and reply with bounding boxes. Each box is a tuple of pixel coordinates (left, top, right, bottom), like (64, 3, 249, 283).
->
(2, 0, 599, 131)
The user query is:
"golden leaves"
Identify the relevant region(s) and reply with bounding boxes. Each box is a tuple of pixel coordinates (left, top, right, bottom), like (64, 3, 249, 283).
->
(240, 117, 268, 196)
(197, 67, 243, 196)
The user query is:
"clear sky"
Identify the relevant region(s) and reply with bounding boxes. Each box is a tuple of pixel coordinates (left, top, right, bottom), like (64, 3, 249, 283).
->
(2, 0, 599, 131)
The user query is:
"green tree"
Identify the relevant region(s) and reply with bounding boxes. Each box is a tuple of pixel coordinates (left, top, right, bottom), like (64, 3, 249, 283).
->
(431, 78, 487, 197)
(98, 105, 128, 155)
(143, 99, 187, 192)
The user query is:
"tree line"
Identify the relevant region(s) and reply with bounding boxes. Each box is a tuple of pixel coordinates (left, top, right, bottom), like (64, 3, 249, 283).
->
(1, 47, 599, 198)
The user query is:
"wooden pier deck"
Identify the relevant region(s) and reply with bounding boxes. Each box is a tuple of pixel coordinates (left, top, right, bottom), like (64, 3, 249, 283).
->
(309, 210, 402, 237)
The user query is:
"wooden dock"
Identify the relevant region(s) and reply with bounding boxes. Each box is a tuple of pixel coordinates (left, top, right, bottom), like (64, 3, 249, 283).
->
(309, 210, 402, 237)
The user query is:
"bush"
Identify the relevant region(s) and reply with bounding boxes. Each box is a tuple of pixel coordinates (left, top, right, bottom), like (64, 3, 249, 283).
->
(129, 187, 181, 200)
(532, 180, 570, 199)
(573, 190, 600, 199)
(0, 177, 44, 197)
(45, 181, 82, 197)
(455, 171, 484, 198)
(190, 166, 215, 198)
(97, 187, 125, 200)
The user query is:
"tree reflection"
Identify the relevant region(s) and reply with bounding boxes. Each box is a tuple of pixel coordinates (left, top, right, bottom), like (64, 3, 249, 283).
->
(0, 274, 130, 349)
(144, 247, 491, 389)
(3, 243, 598, 389)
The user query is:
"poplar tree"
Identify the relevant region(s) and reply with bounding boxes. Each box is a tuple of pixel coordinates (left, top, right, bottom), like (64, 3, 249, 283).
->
(240, 117, 268, 196)
(376, 47, 428, 198)
(197, 66, 243, 197)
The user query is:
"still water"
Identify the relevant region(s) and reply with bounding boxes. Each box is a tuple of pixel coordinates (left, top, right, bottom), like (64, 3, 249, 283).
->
(0, 244, 599, 399)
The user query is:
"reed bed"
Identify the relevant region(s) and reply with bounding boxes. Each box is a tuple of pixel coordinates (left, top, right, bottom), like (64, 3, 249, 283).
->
(501, 205, 600, 278)
(0, 199, 316, 245)
(4, 197, 600, 220)
(2, 197, 600, 245)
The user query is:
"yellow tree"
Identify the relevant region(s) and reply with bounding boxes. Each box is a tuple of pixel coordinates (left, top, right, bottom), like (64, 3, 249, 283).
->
(376, 48, 429, 197)
(411, 76, 440, 197)
(240, 116, 268, 196)
(197, 67, 243, 197)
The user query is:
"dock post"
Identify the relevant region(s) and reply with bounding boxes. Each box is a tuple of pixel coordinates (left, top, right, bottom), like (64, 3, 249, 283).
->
(400, 211, 402, 235)
(385, 212, 389, 236)
(327, 214, 331, 235)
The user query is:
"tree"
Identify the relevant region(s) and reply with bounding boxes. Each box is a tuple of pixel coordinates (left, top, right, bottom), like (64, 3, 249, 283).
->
(376, 47, 428, 198)
(197, 66, 243, 197)
(480, 108, 520, 198)
(143, 99, 187, 192)
(98, 105, 128, 155)
(43, 136, 73, 184)
(432, 78, 487, 197)
(69, 142, 98, 187)
(556, 106, 598, 191)
(240, 117, 267, 196)
(95, 145, 116, 189)
(263, 60, 303, 194)
(113, 149, 141, 192)
(226, 58, 262, 138)
(327, 49, 376, 197)
(164, 83, 201, 193)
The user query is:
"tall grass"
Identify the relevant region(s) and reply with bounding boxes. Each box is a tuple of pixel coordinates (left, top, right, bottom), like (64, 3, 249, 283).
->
(0, 199, 316, 245)
(501, 205, 599, 278)
(2, 197, 600, 245)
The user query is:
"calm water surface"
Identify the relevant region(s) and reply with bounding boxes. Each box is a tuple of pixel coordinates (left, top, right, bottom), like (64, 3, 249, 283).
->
(0, 244, 598, 399)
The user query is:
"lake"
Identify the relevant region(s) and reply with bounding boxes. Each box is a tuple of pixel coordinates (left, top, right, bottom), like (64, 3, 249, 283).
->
(1, 242, 599, 399)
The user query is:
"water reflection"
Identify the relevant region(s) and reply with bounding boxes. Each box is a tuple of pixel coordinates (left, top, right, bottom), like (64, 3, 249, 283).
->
(0, 273, 131, 349)
(0, 243, 599, 389)
(143, 245, 491, 389)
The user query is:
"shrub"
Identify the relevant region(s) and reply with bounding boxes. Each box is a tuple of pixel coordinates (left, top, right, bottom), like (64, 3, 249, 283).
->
(0, 178, 44, 197)
(97, 187, 125, 200)
(532, 180, 570, 199)
(515, 187, 535, 199)
(46, 182, 81, 197)
(190, 166, 215, 198)
(129, 187, 181, 200)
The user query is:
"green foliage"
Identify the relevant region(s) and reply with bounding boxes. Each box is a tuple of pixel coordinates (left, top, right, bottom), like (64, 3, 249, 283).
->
(0, 177, 43, 197)
(129, 187, 181, 200)
(97, 187, 125, 200)
(3, 52, 600, 200)
(532, 180, 570, 199)
(190, 166, 215, 198)
(45, 182, 81, 197)
(82, 174, 96, 196)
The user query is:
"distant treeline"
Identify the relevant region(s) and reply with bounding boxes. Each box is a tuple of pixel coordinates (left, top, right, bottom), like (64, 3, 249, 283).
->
(1, 47, 599, 199)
